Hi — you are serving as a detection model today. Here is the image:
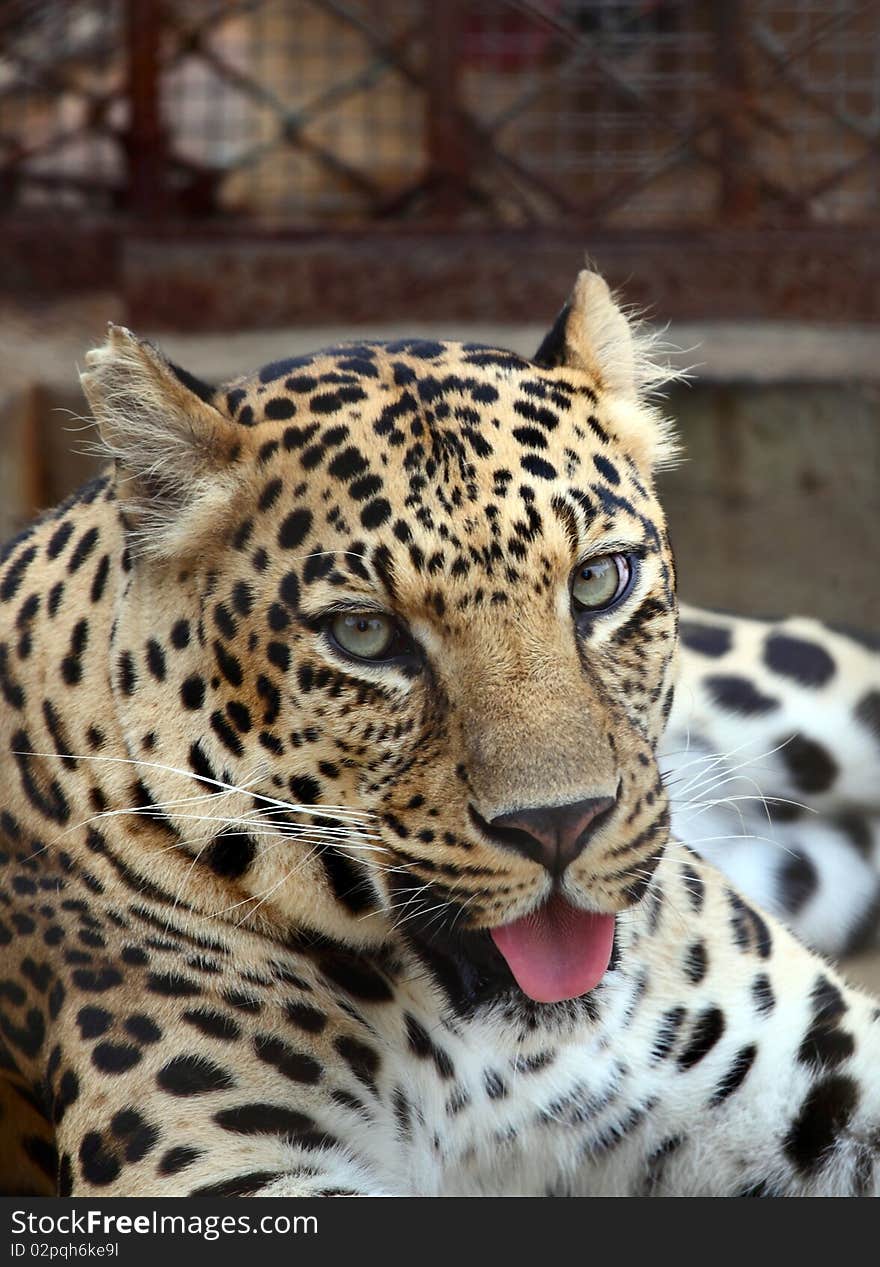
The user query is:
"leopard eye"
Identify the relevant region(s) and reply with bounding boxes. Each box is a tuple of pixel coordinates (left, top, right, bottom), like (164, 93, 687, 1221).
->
(329, 612, 400, 661)
(571, 553, 631, 614)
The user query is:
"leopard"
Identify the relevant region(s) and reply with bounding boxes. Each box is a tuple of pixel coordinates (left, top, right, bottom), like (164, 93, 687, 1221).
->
(1, 268, 879, 1198)
(667, 607, 880, 961)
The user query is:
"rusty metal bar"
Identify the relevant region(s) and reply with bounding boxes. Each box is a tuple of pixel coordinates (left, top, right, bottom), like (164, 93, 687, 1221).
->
(424, 0, 469, 218)
(713, 0, 759, 225)
(115, 226, 880, 328)
(3, 210, 879, 326)
(125, 0, 167, 217)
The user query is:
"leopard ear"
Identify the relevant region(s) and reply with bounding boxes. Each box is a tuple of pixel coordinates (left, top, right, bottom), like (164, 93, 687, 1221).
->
(534, 269, 679, 471)
(80, 325, 245, 557)
(535, 270, 646, 396)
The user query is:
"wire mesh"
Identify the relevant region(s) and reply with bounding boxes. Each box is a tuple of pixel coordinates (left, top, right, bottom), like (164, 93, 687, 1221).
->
(0, 0, 877, 226)
(457, 1, 719, 226)
(160, 0, 427, 221)
(0, 0, 126, 211)
(750, 0, 880, 222)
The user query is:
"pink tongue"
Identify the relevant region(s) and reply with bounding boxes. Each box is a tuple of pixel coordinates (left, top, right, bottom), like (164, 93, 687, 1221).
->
(490, 894, 615, 1003)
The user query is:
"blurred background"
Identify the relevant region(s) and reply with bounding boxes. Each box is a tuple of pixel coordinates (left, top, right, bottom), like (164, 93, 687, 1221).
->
(1, 0, 878, 625)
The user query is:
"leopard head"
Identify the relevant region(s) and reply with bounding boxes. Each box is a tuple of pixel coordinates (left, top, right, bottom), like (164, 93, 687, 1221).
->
(81, 270, 679, 1007)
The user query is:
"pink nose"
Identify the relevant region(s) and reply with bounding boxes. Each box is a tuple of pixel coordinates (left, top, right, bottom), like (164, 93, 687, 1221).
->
(488, 795, 617, 875)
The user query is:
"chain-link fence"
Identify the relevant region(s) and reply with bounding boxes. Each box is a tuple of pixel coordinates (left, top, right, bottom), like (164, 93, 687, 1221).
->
(4, 0, 878, 224)
(2, 1, 878, 319)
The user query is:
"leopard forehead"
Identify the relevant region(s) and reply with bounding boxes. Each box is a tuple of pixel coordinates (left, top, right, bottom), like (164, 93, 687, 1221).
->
(216, 338, 666, 586)
(228, 340, 615, 472)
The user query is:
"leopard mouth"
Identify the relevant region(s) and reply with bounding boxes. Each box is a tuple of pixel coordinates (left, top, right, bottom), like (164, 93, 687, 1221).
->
(462, 802, 619, 1001)
(489, 893, 616, 1003)
(391, 873, 617, 1011)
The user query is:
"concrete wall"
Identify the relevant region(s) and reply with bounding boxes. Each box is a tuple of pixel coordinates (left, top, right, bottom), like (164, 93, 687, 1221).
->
(659, 381, 880, 629)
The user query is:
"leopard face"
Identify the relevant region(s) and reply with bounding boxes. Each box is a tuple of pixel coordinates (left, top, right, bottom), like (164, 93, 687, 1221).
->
(80, 271, 679, 1004)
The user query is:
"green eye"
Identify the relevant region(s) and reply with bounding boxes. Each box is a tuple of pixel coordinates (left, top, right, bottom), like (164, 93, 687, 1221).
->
(572, 554, 630, 613)
(329, 612, 399, 661)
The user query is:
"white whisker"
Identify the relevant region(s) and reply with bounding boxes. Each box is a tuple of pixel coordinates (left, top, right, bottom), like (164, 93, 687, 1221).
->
(12, 749, 374, 824)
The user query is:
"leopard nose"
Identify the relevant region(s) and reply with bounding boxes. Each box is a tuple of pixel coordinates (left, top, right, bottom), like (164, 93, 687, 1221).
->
(487, 795, 617, 875)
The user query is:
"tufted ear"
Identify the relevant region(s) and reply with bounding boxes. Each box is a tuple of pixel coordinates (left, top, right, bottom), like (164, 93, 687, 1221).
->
(80, 325, 245, 558)
(534, 269, 679, 471)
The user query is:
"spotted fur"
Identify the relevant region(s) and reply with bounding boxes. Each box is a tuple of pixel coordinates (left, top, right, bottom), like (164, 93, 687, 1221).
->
(0, 270, 878, 1197)
(668, 609, 880, 958)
